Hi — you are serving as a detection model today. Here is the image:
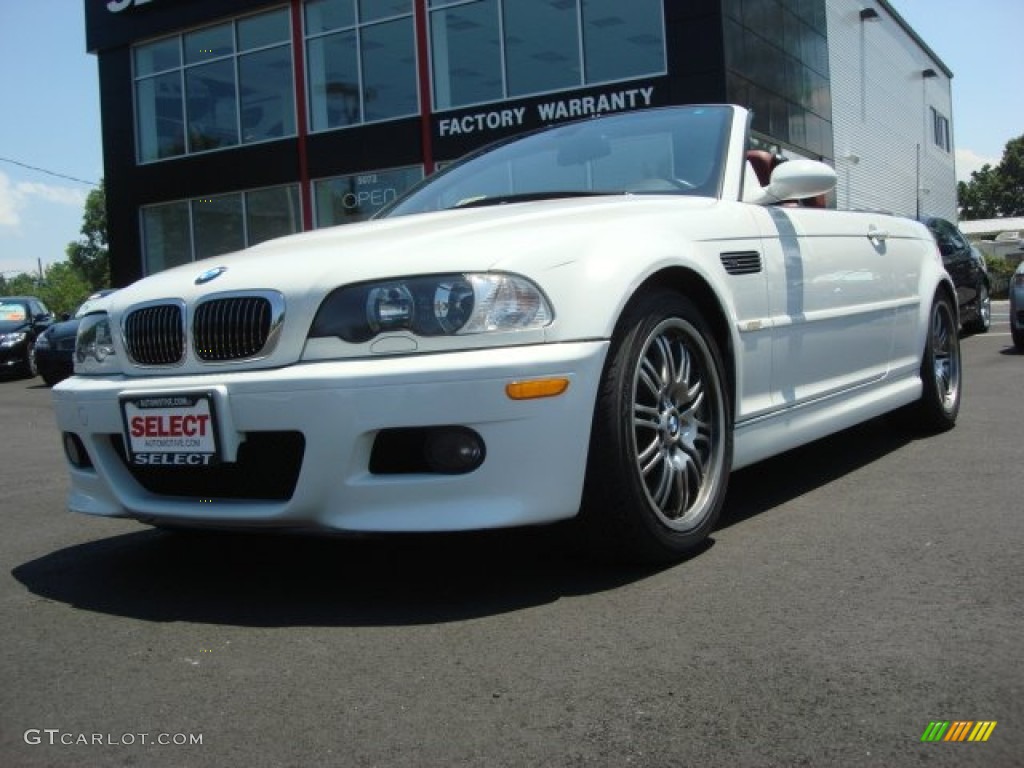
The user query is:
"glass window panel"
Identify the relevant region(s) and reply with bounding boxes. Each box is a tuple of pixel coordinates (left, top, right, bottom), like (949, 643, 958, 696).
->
(246, 186, 302, 245)
(192, 194, 245, 259)
(240, 47, 296, 142)
(142, 202, 193, 274)
(307, 31, 361, 130)
(582, 0, 664, 84)
(361, 18, 418, 121)
(722, 0, 743, 22)
(306, 0, 356, 34)
(186, 59, 240, 151)
(238, 8, 290, 50)
(430, 0, 502, 109)
(184, 23, 234, 64)
(504, 0, 581, 98)
(136, 73, 185, 162)
(359, 0, 412, 22)
(315, 167, 423, 225)
(135, 37, 180, 76)
(428, 0, 462, 7)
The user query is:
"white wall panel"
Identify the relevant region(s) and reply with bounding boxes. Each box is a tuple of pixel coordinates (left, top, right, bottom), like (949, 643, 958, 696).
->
(826, 0, 956, 220)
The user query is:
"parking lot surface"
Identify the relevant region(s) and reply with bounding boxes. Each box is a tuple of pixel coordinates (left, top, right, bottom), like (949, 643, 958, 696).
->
(1, 304, 1020, 767)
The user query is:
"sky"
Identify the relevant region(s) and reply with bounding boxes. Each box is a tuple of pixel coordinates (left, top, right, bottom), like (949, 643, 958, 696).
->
(1, 0, 1023, 279)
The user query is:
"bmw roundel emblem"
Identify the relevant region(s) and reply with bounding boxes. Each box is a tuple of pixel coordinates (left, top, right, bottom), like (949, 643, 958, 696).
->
(195, 266, 228, 285)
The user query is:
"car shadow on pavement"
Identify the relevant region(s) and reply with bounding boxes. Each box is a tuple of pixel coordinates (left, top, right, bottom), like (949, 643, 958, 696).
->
(719, 415, 914, 530)
(11, 523, 682, 628)
(13, 417, 912, 629)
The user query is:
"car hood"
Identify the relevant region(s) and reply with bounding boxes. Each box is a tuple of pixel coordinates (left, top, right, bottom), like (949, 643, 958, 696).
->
(0, 319, 29, 334)
(105, 195, 724, 374)
(112, 195, 720, 307)
(44, 318, 82, 341)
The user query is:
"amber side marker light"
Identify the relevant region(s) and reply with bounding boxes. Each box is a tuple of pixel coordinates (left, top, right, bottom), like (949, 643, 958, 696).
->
(505, 378, 570, 400)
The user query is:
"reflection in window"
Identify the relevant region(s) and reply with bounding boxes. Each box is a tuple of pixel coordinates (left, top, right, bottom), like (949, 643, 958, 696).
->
(308, 32, 361, 129)
(186, 60, 239, 152)
(306, 1, 418, 131)
(314, 166, 423, 225)
(142, 202, 193, 274)
(430, 0, 665, 111)
(503, 0, 580, 97)
(240, 47, 296, 142)
(136, 73, 185, 162)
(193, 194, 245, 260)
(247, 186, 302, 245)
(582, 0, 664, 84)
(723, 1, 832, 159)
(140, 185, 302, 275)
(431, 0, 502, 109)
(134, 8, 293, 163)
(362, 18, 418, 122)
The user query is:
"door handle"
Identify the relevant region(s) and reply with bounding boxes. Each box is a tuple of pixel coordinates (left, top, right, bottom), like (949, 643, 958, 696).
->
(867, 227, 889, 242)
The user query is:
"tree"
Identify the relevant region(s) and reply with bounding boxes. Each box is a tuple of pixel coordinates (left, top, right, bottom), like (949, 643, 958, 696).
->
(40, 262, 92, 318)
(1, 272, 38, 297)
(0, 263, 91, 317)
(957, 165, 1000, 220)
(958, 134, 1024, 219)
(65, 179, 110, 290)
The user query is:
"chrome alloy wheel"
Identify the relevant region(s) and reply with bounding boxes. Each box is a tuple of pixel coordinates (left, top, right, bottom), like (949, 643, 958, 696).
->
(978, 283, 991, 329)
(629, 318, 726, 532)
(931, 298, 960, 414)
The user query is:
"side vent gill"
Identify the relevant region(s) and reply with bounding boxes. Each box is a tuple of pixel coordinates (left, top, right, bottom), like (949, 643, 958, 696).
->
(720, 251, 763, 276)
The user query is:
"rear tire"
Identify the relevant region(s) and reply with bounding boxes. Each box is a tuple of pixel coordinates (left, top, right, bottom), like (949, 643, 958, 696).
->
(963, 281, 990, 334)
(899, 291, 961, 433)
(577, 290, 731, 563)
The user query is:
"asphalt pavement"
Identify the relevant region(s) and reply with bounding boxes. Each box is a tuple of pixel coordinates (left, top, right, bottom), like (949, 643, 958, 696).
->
(1, 303, 1020, 767)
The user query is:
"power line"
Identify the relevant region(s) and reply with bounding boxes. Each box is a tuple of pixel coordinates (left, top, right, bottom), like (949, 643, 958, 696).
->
(0, 156, 99, 188)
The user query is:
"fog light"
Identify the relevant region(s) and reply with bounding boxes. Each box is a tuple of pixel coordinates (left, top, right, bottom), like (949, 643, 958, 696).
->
(63, 432, 92, 469)
(424, 428, 485, 474)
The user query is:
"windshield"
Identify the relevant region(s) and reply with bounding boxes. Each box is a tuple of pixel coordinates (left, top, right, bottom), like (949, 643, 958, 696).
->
(0, 303, 28, 322)
(382, 106, 733, 218)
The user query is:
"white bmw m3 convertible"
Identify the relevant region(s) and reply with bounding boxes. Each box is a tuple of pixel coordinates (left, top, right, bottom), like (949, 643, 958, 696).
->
(53, 105, 961, 562)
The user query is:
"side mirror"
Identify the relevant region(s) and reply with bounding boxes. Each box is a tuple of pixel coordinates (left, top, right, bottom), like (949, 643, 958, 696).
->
(60, 312, 71, 322)
(748, 159, 837, 206)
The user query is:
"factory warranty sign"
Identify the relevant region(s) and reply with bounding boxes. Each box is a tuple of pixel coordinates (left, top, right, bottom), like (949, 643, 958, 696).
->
(120, 393, 220, 466)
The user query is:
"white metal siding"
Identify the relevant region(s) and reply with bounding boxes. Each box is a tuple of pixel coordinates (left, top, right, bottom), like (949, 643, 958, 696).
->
(826, 0, 956, 220)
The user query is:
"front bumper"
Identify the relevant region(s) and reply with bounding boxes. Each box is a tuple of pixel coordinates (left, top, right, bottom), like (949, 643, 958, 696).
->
(0, 343, 28, 371)
(35, 348, 72, 381)
(52, 341, 608, 532)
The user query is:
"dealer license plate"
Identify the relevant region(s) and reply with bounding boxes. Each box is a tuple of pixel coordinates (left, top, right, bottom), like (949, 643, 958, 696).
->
(120, 393, 220, 467)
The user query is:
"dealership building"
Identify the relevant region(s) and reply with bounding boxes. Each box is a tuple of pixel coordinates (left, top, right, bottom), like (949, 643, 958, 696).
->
(85, 0, 955, 286)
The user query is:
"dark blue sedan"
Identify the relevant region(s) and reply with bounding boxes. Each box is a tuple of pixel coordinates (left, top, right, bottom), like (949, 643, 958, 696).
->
(35, 290, 116, 386)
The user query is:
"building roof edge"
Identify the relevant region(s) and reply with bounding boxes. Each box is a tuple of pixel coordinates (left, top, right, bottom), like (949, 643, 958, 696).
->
(876, 1, 954, 79)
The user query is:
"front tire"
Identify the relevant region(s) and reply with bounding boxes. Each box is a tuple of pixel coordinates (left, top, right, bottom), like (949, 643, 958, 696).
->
(22, 341, 38, 379)
(578, 290, 731, 563)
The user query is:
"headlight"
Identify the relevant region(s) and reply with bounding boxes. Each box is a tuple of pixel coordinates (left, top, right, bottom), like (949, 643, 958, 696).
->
(0, 331, 28, 348)
(74, 313, 118, 374)
(310, 273, 553, 343)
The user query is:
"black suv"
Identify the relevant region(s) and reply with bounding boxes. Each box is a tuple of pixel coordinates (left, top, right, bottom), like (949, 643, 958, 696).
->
(0, 296, 54, 378)
(920, 217, 991, 334)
